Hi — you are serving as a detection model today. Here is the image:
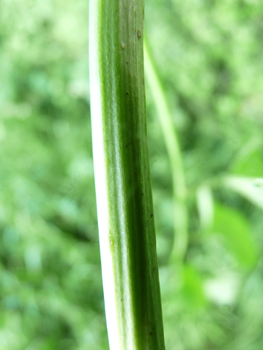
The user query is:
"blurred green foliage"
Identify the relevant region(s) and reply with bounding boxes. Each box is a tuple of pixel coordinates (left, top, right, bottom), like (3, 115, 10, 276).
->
(1, 0, 263, 349)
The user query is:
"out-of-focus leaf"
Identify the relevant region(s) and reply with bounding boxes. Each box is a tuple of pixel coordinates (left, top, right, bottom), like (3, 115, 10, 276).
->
(180, 264, 206, 310)
(212, 203, 258, 268)
(222, 176, 263, 210)
(231, 146, 263, 178)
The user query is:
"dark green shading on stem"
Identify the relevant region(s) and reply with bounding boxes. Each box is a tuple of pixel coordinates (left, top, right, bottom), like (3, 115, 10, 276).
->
(89, 1, 166, 350)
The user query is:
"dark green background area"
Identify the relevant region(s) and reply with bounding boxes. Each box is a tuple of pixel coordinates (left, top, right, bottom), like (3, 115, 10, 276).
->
(1, 1, 263, 349)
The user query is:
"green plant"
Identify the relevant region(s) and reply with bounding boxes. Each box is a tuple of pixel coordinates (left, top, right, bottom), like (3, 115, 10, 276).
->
(89, 1, 165, 349)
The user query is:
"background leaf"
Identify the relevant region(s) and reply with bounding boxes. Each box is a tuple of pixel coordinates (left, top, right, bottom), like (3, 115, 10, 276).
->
(212, 203, 258, 269)
(231, 143, 263, 177)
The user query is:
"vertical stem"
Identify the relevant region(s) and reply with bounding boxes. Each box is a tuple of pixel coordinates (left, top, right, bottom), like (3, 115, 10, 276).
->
(144, 42, 188, 263)
(89, 1, 166, 350)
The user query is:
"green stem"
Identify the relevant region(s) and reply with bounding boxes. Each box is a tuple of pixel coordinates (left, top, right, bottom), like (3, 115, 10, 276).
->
(144, 41, 188, 263)
(89, 1, 165, 350)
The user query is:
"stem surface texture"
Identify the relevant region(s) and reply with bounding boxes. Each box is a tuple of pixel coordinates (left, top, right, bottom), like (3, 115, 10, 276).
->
(89, 1, 166, 350)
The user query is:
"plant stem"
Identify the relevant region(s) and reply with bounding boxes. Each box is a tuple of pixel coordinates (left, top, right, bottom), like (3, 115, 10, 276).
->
(89, 1, 166, 350)
(144, 41, 188, 263)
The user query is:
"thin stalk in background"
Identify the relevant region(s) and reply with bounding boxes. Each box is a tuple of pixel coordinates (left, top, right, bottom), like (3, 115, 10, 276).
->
(89, 1, 166, 350)
(144, 41, 188, 263)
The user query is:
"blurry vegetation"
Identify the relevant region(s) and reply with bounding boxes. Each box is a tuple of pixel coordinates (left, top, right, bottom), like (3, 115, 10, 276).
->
(0, 0, 263, 349)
